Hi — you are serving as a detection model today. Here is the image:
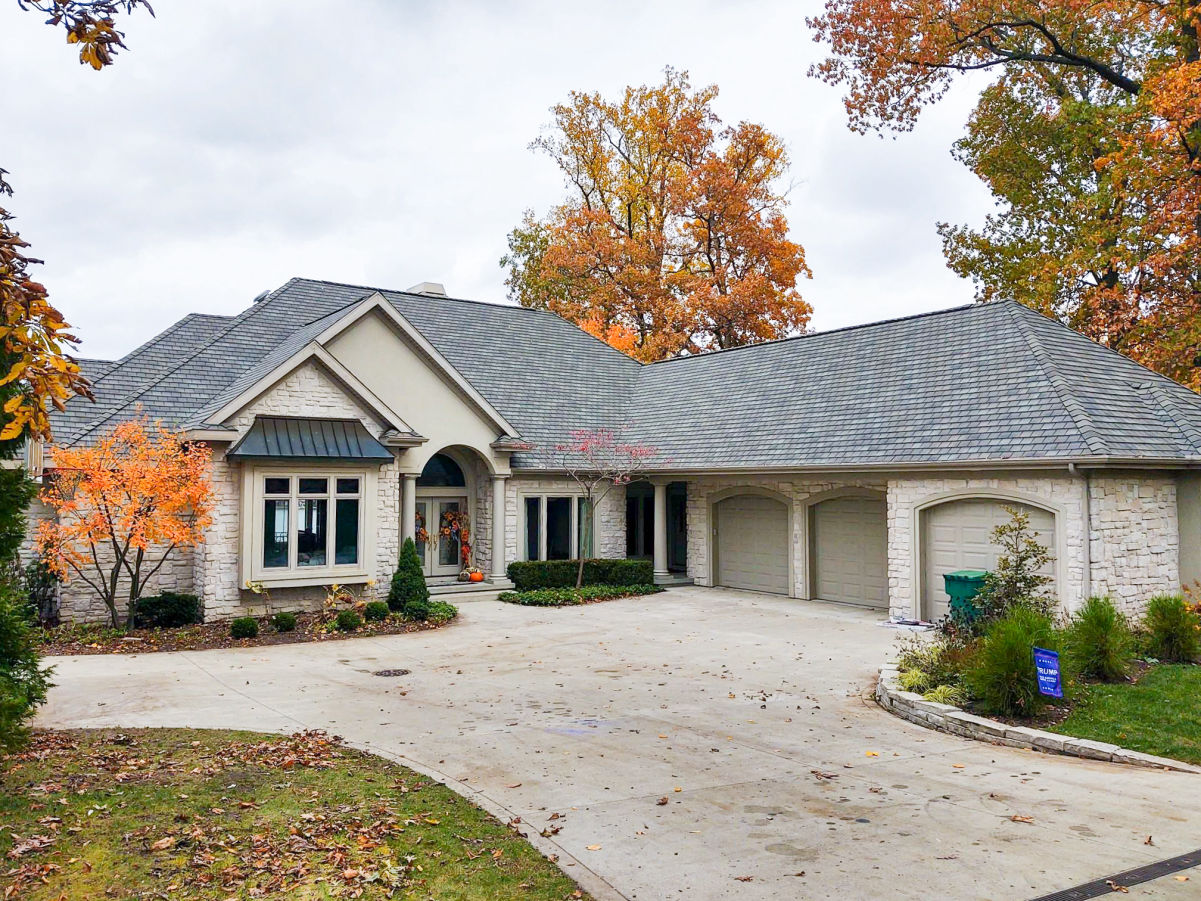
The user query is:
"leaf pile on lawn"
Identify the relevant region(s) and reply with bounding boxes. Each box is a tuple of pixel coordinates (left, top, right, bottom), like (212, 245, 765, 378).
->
(1, 728, 586, 900)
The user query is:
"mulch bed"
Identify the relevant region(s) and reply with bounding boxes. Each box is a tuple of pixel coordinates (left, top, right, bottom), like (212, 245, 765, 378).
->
(39, 611, 455, 656)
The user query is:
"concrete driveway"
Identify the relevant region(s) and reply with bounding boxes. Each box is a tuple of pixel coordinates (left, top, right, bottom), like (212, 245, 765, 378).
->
(36, 587, 1201, 900)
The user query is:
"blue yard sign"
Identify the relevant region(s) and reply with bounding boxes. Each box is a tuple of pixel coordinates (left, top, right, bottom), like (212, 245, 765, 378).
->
(1033, 647, 1063, 698)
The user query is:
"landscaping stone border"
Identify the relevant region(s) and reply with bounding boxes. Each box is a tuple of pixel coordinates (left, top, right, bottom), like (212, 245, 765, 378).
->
(876, 663, 1201, 774)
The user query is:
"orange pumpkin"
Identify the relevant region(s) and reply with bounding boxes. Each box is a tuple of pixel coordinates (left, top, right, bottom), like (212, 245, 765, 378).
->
(468, 570, 485, 583)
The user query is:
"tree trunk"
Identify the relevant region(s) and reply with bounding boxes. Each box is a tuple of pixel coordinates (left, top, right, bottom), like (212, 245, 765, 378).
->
(126, 547, 144, 630)
(576, 495, 591, 590)
(105, 560, 122, 629)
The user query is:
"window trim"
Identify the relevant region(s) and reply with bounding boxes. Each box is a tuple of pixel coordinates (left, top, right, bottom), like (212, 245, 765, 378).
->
(516, 490, 596, 561)
(241, 465, 376, 587)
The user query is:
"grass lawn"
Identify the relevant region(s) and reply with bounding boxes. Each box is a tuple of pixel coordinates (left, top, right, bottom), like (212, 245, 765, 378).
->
(1, 729, 586, 900)
(1050, 664, 1201, 764)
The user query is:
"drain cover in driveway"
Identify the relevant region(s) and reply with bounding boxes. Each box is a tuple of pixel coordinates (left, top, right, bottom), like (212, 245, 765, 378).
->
(372, 669, 411, 677)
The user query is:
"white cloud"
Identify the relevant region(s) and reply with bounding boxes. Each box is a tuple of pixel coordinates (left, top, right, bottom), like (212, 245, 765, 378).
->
(1, 0, 996, 359)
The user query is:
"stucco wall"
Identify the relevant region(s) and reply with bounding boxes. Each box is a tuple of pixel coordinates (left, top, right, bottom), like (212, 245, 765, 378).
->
(199, 359, 400, 619)
(1088, 474, 1179, 615)
(684, 475, 888, 597)
(504, 475, 626, 567)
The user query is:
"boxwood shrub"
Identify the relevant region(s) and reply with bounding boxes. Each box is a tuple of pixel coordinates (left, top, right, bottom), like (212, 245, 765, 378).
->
(134, 592, 202, 629)
(506, 558, 653, 591)
(230, 616, 259, 639)
(334, 609, 362, 632)
(271, 611, 297, 633)
(499, 583, 662, 607)
(363, 601, 390, 622)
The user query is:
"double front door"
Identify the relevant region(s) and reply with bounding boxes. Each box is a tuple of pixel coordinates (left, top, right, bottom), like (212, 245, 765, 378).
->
(416, 497, 465, 577)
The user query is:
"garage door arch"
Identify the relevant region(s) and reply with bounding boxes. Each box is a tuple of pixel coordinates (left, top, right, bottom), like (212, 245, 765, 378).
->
(710, 488, 794, 596)
(916, 491, 1062, 622)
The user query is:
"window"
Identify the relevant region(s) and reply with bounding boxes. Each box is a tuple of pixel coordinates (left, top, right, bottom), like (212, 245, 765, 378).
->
(256, 474, 364, 576)
(521, 494, 593, 561)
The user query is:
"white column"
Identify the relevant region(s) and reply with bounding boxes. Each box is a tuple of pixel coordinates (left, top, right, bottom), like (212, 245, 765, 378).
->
(491, 475, 508, 580)
(401, 474, 417, 548)
(653, 479, 669, 581)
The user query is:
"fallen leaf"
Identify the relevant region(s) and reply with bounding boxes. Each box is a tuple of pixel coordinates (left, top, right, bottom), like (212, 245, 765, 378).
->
(656, 797, 668, 806)
(952, 764, 965, 769)
(1144, 835, 1154, 845)
(505, 783, 522, 789)
(673, 787, 682, 793)
(150, 836, 176, 851)
(1105, 880, 1129, 893)
(734, 875, 754, 882)
(1010, 815, 1034, 824)
(1175, 875, 1190, 882)
(585, 844, 601, 851)
(865, 751, 879, 757)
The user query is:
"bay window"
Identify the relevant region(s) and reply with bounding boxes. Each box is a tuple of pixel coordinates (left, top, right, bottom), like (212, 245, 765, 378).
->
(252, 472, 366, 580)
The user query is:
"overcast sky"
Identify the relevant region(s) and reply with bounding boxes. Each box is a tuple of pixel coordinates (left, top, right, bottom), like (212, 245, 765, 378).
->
(2, 0, 995, 361)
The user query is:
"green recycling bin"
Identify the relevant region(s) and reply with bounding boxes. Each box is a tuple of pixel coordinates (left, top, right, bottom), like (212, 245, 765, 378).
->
(943, 570, 988, 625)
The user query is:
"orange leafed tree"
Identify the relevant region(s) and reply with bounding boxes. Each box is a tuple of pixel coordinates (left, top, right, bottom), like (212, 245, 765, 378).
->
(501, 68, 813, 362)
(809, 1, 1201, 387)
(37, 419, 213, 628)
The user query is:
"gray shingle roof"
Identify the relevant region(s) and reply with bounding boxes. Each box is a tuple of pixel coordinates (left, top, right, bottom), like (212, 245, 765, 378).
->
(50, 279, 1201, 470)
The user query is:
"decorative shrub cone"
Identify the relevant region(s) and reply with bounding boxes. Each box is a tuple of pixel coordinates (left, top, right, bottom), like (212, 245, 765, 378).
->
(389, 538, 430, 620)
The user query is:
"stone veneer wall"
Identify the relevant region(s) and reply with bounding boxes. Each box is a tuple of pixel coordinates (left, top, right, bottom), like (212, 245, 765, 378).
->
(1088, 475, 1178, 615)
(886, 475, 1088, 619)
(684, 475, 888, 597)
(198, 360, 400, 620)
(504, 475, 626, 566)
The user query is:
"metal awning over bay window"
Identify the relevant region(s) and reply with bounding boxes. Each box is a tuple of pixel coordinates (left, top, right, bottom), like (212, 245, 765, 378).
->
(228, 416, 394, 463)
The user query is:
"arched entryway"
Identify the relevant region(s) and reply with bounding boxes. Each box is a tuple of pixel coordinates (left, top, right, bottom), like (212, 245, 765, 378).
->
(415, 451, 472, 578)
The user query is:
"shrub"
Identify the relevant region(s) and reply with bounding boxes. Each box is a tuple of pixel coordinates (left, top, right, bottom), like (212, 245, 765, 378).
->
(334, 609, 362, 632)
(22, 560, 59, 626)
(498, 583, 662, 607)
(898, 668, 931, 694)
(964, 606, 1063, 717)
(389, 538, 430, 617)
(923, 684, 968, 706)
(230, 617, 259, 639)
(427, 601, 458, 624)
(973, 507, 1055, 625)
(271, 611, 297, 633)
(1065, 597, 1133, 681)
(0, 579, 52, 751)
(506, 558, 654, 591)
(364, 601, 390, 622)
(134, 591, 202, 629)
(1143, 594, 1201, 663)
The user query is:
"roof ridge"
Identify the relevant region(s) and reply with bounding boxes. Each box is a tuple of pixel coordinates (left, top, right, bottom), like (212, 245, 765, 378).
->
(1140, 381, 1201, 454)
(1006, 302, 1109, 456)
(285, 276, 545, 314)
(648, 301, 981, 366)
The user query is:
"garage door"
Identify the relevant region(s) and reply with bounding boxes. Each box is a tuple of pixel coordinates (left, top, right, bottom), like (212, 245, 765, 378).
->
(921, 499, 1055, 621)
(715, 495, 789, 594)
(811, 496, 888, 608)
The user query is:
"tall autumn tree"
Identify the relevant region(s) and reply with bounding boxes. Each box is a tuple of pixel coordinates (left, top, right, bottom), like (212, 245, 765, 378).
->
(809, 2, 1201, 387)
(37, 419, 212, 629)
(502, 69, 812, 362)
(2, 1, 153, 442)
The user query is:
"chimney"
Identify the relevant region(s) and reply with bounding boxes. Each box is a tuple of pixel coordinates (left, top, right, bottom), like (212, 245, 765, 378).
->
(406, 281, 448, 298)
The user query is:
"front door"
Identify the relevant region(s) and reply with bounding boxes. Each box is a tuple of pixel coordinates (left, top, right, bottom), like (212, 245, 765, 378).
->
(416, 497, 466, 577)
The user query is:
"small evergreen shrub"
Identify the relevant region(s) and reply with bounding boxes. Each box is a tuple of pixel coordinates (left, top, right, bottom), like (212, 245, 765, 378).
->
(427, 601, 458, 624)
(230, 617, 259, 639)
(964, 606, 1063, 717)
(498, 584, 662, 607)
(506, 558, 654, 591)
(389, 538, 430, 616)
(271, 611, 297, 633)
(1065, 596, 1133, 681)
(134, 591, 202, 629)
(364, 601, 390, 622)
(1143, 594, 1201, 663)
(334, 609, 362, 632)
(972, 507, 1056, 625)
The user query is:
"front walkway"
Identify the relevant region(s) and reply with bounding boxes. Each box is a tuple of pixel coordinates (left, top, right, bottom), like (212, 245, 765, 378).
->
(36, 587, 1201, 900)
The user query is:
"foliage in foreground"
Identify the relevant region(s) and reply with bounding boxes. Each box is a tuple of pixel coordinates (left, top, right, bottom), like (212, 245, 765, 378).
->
(1064, 596, 1134, 682)
(134, 591, 202, 629)
(0, 580, 52, 751)
(1142, 594, 1201, 663)
(499, 584, 662, 607)
(1051, 665, 1201, 766)
(506, 558, 654, 591)
(0, 728, 587, 900)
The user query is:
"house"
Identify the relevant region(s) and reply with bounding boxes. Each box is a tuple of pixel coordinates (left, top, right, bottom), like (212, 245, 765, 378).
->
(23, 277, 1201, 623)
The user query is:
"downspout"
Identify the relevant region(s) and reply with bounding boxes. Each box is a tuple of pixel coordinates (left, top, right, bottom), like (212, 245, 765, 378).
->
(1069, 463, 1092, 605)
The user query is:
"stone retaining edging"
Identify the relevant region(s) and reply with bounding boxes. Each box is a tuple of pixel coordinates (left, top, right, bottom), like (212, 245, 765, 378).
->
(876, 663, 1201, 774)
